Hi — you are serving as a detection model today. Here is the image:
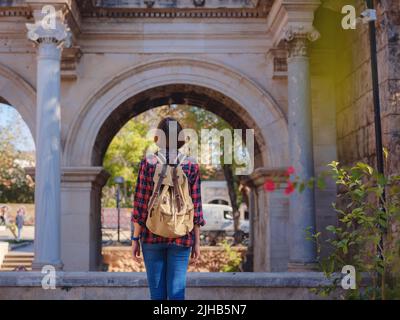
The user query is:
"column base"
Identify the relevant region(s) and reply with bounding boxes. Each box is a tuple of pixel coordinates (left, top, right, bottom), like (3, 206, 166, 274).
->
(287, 262, 318, 272)
(31, 260, 64, 271)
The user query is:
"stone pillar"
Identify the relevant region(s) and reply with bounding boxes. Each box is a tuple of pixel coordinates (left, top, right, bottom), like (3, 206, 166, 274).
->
(61, 167, 110, 271)
(26, 12, 71, 270)
(284, 25, 320, 271)
(241, 168, 290, 272)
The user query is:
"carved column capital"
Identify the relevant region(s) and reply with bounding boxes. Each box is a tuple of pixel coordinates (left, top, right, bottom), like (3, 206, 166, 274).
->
(283, 25, 320, 58)
(26, 10, 71, 48)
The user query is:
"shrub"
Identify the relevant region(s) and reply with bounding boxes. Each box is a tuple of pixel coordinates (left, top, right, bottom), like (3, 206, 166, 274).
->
(309, 161, 400, 299)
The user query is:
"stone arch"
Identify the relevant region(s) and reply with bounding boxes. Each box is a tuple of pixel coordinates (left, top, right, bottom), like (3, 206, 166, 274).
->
(60, 57, 290, 271)
(64, 57, 288, 169)
(0, 63, 36, 143)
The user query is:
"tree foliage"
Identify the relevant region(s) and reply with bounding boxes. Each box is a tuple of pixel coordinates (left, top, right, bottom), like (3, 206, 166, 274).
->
(102, 115, 153, 207)
(102, 105, 250, 221)
(308, 161, 400, 299)
(0, 110, 35, 203)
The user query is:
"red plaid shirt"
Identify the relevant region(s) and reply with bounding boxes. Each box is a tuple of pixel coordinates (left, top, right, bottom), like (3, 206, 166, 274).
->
(131, 153, 205, 247)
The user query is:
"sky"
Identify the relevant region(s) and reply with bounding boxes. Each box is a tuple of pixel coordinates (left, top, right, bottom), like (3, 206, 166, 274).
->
(0, 103, 35, 152)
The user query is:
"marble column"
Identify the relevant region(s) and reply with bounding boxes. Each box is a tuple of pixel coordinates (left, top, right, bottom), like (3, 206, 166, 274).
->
(284, 25, 320, 271)
(26, 12, 71, 270)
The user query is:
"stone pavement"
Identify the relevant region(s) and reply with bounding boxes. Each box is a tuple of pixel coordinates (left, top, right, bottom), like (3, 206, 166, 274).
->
(0, 226, 34, 242)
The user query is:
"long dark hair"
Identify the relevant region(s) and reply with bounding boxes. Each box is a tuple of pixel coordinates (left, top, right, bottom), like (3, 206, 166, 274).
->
(155, 117, 185, 149)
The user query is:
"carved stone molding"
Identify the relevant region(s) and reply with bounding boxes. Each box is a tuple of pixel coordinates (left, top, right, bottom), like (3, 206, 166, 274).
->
(0, 7, 31, 18)
(61, 46, 82, 80)
(283, 25, 320, 59)
(0, 0, 272, 19)
(268, 48, 288, 79)
(77, 0, 271, 19)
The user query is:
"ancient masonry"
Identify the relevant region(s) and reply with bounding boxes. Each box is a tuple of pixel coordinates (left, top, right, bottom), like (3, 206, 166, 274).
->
(0, 0, 398, 275)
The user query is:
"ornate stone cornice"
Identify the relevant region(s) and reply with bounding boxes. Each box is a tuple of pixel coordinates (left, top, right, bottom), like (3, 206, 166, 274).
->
(77, 0, 272, 19)
(93, 0, 260, 9)
(80, 8, 267, 19)
(0, 7, 31, 18)
(26, 10, 72, 48)
(283, 25, 320, 58)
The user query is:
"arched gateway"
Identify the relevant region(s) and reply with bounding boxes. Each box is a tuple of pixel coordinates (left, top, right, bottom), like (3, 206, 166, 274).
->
(65, 58, 287, 167)
(0, 63, 36, 141)
(61, 58, 289, 271)
(1, 0, 338, 276)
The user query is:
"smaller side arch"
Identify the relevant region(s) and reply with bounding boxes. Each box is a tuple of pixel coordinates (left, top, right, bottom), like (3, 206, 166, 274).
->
(0, 63, 36, 143)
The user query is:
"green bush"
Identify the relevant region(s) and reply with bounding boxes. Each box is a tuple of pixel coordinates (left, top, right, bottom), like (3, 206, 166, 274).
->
(308, 161, 400, 299)
(220, 240, 243, 272)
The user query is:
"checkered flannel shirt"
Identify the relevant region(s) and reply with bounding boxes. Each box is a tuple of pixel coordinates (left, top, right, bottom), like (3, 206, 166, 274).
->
(131, 153, 205, 247)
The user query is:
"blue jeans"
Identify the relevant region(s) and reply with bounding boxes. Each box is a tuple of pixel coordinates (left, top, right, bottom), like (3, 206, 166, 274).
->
(141, 242, 191, 300)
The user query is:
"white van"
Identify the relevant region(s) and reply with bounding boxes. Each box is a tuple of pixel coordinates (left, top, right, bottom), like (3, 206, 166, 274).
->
(201, 203, 249, 236)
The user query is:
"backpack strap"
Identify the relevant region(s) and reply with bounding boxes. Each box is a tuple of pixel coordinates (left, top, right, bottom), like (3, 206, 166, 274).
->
(175, 153, 186, 166)
(172, 165, 182, 212)
(155, 150, 185, 165)
(154, 152, 166, 164)
(148, 159, 168, 214)
(172, 153, 187, 212)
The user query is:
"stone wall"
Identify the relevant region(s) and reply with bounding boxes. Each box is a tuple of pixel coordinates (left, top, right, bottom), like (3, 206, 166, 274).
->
(0, 272, 338, 300)
(0, 1, 351, 272)
(336, 0, 400, 175)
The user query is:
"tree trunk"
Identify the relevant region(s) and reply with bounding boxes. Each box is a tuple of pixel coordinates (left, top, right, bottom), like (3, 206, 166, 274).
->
(223, 164, 241, 243)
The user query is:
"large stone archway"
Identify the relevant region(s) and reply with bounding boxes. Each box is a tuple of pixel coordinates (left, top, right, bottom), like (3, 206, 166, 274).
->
(60, 58, 290, 271)
(0, 0, 347, 298)
(64, 58, 288, 168)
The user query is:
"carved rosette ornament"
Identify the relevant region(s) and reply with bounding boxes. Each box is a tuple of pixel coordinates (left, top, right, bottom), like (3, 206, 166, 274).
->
(283, 25, 320, 59)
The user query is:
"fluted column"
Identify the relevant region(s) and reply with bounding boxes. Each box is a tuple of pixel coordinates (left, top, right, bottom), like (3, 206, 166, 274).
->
(26, 11, 71, 270)
(284, 25, 320, 271)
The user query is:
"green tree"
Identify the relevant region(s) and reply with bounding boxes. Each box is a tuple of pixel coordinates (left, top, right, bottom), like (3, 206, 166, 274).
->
(307, 161, 400, 299)
(158, 105, 248, 241)
(102, 115, 153, 207)
(102, 104, 251, 237)
(0, 121, 35, 203)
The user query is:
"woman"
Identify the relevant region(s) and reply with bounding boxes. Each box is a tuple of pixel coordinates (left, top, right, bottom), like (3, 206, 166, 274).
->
(131, 117, 205, 300)
(0, 205, 9, 226)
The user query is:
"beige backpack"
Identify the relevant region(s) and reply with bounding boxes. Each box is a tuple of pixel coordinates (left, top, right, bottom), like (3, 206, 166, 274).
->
(146, 153, 194, 238)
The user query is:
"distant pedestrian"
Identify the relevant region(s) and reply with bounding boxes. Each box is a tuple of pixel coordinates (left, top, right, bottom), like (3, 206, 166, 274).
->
(0, 205, 10, 226)
(15, 207, 25, 241)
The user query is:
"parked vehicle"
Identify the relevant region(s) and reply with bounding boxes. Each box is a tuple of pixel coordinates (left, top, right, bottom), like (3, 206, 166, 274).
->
(201, 204, 249, 245)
